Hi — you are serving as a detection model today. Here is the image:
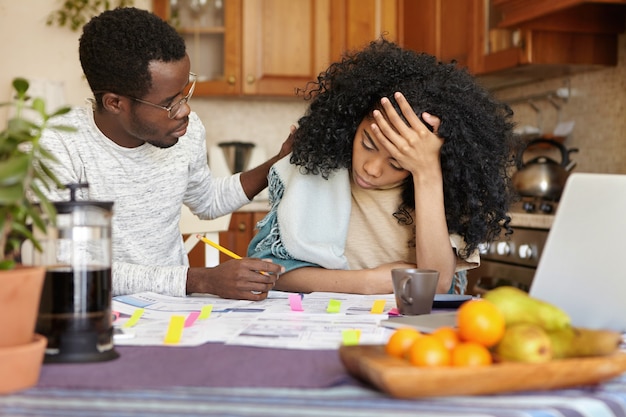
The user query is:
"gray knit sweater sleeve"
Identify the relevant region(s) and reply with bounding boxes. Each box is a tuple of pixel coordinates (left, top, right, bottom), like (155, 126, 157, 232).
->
(113, 263, 189, 296)
(39, 107, 251, 297)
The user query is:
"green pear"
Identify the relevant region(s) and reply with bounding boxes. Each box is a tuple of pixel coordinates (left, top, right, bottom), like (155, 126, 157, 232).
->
(494, 323, 553, 363)
(548, 327, 622, 359)
(483, 286, 570, 331)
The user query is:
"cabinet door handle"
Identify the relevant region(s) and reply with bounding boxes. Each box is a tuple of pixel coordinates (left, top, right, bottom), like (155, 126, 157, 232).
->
(227, 75, 236, 85)
(246, 75, 256, 84)
(238, 222, 247, 232)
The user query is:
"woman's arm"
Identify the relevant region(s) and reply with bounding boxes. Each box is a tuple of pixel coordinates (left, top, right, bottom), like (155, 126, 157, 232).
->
(274, 261, 415, 294)
(372, 93, 457, 292)
(239, 126, 294, 199)
(411, 167, 457, 292)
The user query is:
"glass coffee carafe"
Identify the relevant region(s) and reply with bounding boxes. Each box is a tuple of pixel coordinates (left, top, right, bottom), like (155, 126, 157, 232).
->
(34, 183, 118, 363)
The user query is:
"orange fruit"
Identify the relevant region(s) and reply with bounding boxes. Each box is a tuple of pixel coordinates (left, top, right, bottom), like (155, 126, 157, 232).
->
(385, 328, 422, 358)
(407, 334, 452, 367)
(451, 341, 493, 367)
(431, 326, 460, 351)
(456, 299, 505, 347)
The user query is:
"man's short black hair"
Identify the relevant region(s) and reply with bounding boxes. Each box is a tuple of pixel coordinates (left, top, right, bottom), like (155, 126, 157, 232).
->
(79, 7, 186, 99)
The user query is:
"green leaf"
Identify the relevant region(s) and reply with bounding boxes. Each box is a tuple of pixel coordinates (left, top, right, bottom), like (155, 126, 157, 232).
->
(27, 206, 47, 236)
(51, 107, 72, 117)
(7, 117, 37, 138)
(10, 220, 42, 253)
(12, 78, 29, 97)
(9, 220, 31, 240)
(0, 184, 23, 204)
(0, 155, 29, 186)
(31, 98, 47, 119)
(31, 182, 58, 223)
(49, 124, 76, 133)
(37, 146, 60, 164)
(0, 259, 16, 270)
(35, 164, 64, 191)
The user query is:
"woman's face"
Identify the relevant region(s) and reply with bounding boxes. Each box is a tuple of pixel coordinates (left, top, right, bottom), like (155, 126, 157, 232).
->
(351, 115, 410, 190)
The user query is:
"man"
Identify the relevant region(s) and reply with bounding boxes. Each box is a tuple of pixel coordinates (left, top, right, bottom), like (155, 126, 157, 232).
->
(39, 7, 292, 300)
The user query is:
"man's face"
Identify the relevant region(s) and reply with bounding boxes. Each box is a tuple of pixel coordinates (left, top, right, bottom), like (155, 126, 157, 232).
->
(118, 56, 193, 149)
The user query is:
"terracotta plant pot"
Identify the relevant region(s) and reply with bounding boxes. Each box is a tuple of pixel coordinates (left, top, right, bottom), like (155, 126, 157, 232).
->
(0, 334, 47, 394)
(0, 266, 47, 393)
(0, 266, 46, 347)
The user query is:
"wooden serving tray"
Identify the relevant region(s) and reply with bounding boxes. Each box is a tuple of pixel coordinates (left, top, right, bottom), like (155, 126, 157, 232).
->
(339, 345, 626, 398)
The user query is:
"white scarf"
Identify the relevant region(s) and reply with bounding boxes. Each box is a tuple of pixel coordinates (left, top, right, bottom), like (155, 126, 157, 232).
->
(272, 155, 351, 269)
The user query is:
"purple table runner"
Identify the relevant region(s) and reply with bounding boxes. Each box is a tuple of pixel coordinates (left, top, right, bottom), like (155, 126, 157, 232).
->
(37, 344, 357, 390)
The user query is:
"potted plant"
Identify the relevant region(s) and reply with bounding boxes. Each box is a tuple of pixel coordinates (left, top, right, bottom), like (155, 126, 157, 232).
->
(0, 77, 72, 393)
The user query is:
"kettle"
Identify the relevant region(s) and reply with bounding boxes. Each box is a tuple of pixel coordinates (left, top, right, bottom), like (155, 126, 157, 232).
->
(512, 138, 578, 201)
(218, 141, 255, 173)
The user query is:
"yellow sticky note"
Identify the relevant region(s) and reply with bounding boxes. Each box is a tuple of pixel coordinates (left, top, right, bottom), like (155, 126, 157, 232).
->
(164, 315, 185, 344)
(122, 308, 144, 328)
(327, 299, 341, 313)
(342, 329, 361, 346)
(370, 299, 386, 314)
(199, 305, 213, 320)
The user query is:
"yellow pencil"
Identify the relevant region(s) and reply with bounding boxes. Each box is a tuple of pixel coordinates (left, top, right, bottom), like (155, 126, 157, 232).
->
(195, 234, 242, 259)
(195, 234, 271, 278)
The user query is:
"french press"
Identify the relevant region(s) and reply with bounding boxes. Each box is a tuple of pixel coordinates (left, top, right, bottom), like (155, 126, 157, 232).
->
(35, 183, 118, 363)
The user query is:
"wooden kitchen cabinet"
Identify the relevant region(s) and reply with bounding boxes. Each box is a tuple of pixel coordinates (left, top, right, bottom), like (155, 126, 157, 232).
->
(218, 211, 268, 263)
(399, 0, 473, 69)
(329, 0, 399, 59)
(153, 0, 242, 95)
(398, 0, 626, 89)
(241, 0, 331, 95)
(240, 0, 399, 95)
(156, 0, 625, 94)
(153, 0, 331, 96)
(469, 0, 626, 89)
(154, 0, 399, 96)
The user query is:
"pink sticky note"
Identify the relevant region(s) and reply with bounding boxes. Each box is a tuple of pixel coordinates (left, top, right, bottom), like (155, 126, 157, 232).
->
(184, 311, 201, 328)
(288, 294, 303, 311)
(388, 307, 400, 316)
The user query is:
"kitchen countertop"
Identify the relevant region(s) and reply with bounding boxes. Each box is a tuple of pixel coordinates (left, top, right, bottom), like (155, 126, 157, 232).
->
(239, 201, 556, 229)
(508, 211, 554, 229)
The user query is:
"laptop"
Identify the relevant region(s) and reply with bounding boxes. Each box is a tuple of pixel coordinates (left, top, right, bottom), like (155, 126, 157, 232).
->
(529, 173, 626, 332)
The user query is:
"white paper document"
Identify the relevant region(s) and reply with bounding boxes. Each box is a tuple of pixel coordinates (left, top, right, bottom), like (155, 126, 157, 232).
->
(112, 291, 397, 349)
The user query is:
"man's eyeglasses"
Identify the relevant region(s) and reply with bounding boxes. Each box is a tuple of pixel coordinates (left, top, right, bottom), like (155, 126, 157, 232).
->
(129, 72, 197, 119)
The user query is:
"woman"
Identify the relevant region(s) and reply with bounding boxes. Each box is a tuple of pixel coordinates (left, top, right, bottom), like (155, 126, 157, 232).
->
(248, 39, 517, 295)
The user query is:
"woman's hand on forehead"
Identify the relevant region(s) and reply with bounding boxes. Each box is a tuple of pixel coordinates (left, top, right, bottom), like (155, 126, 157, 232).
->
(371, 92, 443, 175)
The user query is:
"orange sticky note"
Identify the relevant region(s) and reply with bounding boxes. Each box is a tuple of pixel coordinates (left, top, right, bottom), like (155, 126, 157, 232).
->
(164, 315, 185, 344)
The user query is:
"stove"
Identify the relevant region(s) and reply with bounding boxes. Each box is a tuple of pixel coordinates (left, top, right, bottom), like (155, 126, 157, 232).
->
(510, 197, 559, 215)
(467, 199, 556, 295)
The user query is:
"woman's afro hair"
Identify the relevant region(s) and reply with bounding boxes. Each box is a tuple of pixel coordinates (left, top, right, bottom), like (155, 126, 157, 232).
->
(291, 38, 518, 257)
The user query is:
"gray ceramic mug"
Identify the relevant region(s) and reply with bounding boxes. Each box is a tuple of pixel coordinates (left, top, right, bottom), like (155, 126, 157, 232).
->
(392, 268, 440, 315)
